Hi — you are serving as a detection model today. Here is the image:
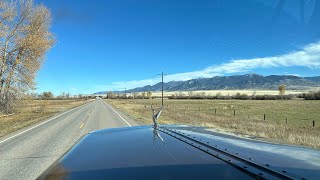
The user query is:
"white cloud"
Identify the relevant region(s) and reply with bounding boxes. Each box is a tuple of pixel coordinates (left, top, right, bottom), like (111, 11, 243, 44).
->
(101, 41, 320, 91)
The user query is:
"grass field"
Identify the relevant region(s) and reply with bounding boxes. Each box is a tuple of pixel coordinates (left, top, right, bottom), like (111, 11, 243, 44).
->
(107, 99, 320, 149)
(0, 99, 89, 137)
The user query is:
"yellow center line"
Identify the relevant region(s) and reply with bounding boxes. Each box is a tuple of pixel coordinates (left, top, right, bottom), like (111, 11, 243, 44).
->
(80, 123, 84, 129)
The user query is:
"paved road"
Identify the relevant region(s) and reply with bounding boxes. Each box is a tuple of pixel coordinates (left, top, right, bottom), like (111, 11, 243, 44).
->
(0, 99, 136, 180)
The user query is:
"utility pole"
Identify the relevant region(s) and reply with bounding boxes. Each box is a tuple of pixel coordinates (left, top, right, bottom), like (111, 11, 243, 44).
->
(157, 71, 167, 107)
(124, 88, 126, 101)
(161, 72, 164, 106)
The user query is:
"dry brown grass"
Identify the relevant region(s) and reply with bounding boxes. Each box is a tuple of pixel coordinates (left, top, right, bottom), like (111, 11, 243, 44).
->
(107, 99, 320, 149)
(0, 99, 89, 137)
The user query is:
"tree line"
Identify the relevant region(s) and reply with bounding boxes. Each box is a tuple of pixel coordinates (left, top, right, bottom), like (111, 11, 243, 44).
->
(28, 91, 95, 100)
(106, 91, 153, 99)
(169, 90, 320, 101)
(168, 92, 296, 100)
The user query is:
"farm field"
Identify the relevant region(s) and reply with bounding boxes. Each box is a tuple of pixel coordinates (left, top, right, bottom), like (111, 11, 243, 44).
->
(0, 99, 89, 137)
(107, 99, 320, 149)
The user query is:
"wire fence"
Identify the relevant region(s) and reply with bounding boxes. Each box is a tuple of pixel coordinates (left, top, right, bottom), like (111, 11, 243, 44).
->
(122, 99, 318, 128)
(163, 104, 317, 128)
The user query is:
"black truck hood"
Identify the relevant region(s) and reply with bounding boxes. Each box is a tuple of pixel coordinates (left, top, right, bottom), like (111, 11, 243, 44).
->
(38, 125, 320, 180)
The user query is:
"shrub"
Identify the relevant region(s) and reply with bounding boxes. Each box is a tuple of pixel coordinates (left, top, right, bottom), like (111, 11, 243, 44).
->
(304, 91, 320, 100)
(0, 92, 17, 113)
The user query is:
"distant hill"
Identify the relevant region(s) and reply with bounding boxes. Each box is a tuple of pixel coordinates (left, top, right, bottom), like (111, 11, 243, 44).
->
(95, 74, 320, 94)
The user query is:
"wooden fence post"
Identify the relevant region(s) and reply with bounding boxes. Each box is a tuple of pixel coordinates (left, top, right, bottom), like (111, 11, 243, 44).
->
(234, 110, 236, 116)
(215, 109, 217, 114)
(313, 120, 315, 127)
(264, 114, 266, 120)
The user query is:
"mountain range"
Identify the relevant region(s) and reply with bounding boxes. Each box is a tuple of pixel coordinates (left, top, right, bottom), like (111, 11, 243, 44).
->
(95, 74, 320, 94)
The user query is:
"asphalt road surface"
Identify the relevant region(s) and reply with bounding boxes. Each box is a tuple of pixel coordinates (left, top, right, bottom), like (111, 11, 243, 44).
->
(0, 99, 137, 180)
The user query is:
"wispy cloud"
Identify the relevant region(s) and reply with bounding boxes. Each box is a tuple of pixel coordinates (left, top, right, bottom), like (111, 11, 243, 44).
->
(101, 41, 320, 91)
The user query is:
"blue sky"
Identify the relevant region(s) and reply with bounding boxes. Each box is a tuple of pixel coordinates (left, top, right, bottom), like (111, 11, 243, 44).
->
(35, 0, 320, 95)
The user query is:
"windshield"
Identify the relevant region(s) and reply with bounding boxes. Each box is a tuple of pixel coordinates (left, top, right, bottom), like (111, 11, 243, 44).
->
(0, 1, 319, 180)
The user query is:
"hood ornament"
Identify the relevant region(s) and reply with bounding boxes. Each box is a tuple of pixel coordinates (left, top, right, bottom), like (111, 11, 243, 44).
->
(151, 105, 162, 129)
(151, 105, 164, 145)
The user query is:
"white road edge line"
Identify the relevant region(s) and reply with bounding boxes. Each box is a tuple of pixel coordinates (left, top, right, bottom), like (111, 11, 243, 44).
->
(103, 101, 132, 127)
(0, 100, 95, 144)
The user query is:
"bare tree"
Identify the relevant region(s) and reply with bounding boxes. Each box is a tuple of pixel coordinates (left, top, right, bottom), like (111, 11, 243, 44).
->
(0, 0, 54, 112)
(278, 84, 286, 97)
(65, 92, 70, 99)
(147, 91, 152, 99)
(42, 91, 53, 100)
(107, 91, 114, 99)
(175, 91, 183, 97)
(132, 92, 138, 99)
(252, 91, 256, 97)
(60, 92, 66, 99)
(141, 92, 146, 99)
